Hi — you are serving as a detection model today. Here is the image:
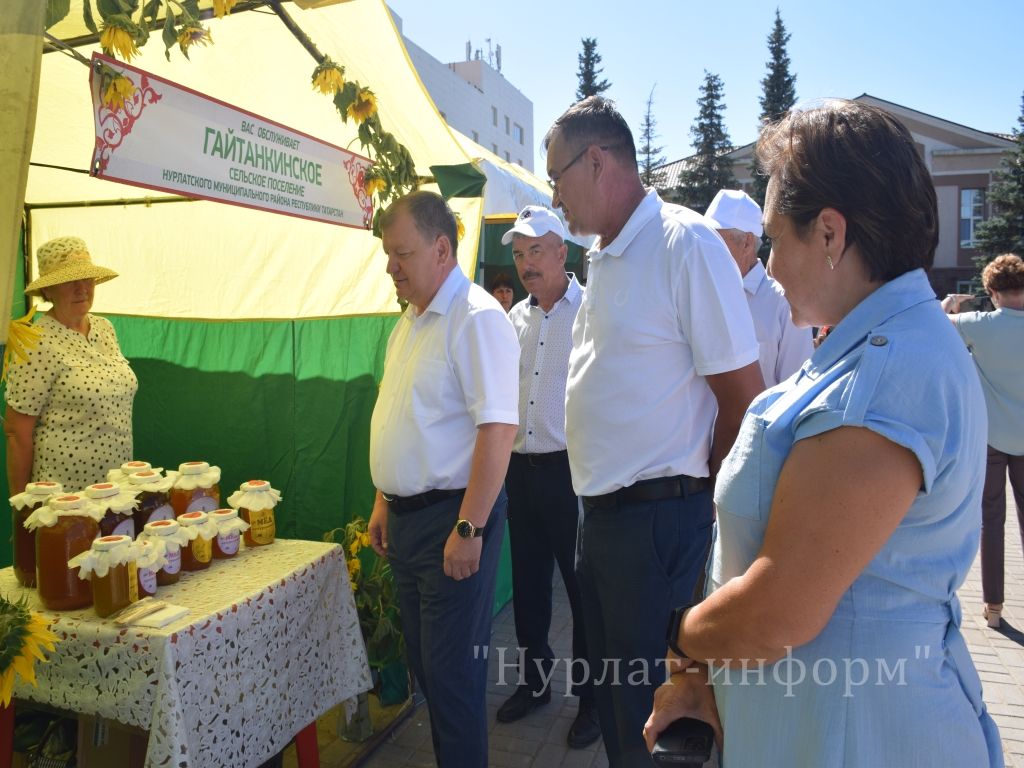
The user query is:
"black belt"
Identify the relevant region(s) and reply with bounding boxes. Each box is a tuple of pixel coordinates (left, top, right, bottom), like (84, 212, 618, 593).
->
(583, 474, 710, 510)
(512, 450, 568, 467)
(382, 488, 465, 514)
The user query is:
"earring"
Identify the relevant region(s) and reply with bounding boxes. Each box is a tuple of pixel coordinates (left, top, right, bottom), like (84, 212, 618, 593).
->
(826, 255, 834, 271)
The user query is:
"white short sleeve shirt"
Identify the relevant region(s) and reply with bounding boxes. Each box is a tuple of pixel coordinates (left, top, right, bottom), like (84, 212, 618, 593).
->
(565, 191, 759, 496)
(369, 268, 520, 496)
(742, 261, 813, 387)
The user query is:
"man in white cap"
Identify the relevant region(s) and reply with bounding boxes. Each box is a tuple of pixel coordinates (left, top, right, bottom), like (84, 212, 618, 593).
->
(705, 189, 813, 386)
(494, 206, 600, 748)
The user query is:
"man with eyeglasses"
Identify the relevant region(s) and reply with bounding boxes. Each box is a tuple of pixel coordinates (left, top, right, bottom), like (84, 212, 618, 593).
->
(545, 96, 764, 766)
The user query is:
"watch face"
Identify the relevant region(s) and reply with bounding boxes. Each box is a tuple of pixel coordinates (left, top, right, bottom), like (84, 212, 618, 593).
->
(456, 520, 473, 538)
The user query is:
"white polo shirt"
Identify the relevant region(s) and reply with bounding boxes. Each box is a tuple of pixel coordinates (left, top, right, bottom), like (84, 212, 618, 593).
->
(509, 275, 582, 454)
(370, 267, 520, 496)
(565, 190, 759, 496)
(742, 261, 813, 387)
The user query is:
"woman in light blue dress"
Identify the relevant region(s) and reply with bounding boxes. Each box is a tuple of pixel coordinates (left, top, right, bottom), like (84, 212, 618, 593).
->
(644, 100, 1003, 767)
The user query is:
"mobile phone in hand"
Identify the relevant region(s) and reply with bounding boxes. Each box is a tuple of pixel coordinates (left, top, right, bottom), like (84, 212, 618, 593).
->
(651, 717, 714, 765)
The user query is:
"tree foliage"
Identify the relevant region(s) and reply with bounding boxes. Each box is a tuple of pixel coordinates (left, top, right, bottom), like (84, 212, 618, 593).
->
(752, 9, 797, 211)
(674, 71, 735, 213)
(974, 92, 1024, 278)
(575, 37, 611, 101)
(638, 86, 667, 188)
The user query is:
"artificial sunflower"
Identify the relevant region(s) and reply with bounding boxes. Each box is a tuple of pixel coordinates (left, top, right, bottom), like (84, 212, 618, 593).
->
(347, 88, 378, 124)
(454, 212, 466, 242)
(364, 168, 386, 197)
(178, 24, 213, 54)
(346, 557, 361, 582)
(102, 75, 137, 111)
(212, 0, 238, 17)
(2, 305, 41, 384)
(99, 19, 140, 62)
(0, 595, 59, 707)
(312, 59, 345, 96)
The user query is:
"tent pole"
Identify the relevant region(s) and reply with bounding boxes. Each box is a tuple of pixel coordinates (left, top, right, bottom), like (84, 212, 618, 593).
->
(267, 0, 326, 65)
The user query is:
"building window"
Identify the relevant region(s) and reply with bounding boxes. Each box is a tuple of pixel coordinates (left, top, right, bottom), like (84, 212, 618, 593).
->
(505, 151, 511, 161)
(492, 106, 497, 126)
(959, 188, 985, 248)
(517, 159, 523, 166)
(513, 124, 524, 145)
(472, 130, 479, 143)
(492, 143, 498, 154)
(505, 116, 510, 135)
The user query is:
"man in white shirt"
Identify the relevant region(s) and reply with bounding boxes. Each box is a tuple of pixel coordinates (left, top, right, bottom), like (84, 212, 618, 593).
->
(368, 190, 520, 768)
(705, 189, 813, 386)
(494, 206, 599, 748)
(545, 97, 765, 765)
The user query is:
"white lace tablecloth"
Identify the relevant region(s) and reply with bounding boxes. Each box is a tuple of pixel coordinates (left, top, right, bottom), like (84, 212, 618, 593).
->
(1, 539, 373, 768)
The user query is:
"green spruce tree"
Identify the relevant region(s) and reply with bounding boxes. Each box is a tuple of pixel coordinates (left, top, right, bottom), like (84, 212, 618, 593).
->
(752, 9, 797, 210)
(675, 71, 735, 213)
(638, 85, 667, 188)
(974, 91, 1024, 279)
(575, 38, 611, 101)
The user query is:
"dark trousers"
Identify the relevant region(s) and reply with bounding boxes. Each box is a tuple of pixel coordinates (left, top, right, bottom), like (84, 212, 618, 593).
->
(505, 451, 592, 702)
(576, 489, 714, 768)
(388, 490, 506, 768)
(981, 445, 1024, 605)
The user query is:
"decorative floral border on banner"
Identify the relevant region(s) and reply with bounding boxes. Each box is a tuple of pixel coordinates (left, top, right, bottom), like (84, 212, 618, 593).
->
(92, 70, 163, 175)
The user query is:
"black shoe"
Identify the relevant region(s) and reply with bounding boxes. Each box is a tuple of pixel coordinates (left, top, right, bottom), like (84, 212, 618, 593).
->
(566, 699, 601, 749)
(496, 685, 551, 723)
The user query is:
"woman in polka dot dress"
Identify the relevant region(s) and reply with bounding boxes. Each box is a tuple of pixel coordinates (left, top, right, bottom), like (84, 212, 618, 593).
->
(5, 236, 137, 495)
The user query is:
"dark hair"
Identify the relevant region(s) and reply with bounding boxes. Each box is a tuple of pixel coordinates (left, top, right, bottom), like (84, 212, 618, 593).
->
(490, 272, 514, 292)
(982, 253, 1024, 293)
(379, 189, 458, 258)
(756, 100, 937, 282)
(543, 96, 637, 167)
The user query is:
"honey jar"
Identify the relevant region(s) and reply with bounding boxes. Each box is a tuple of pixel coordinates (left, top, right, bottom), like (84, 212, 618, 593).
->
(86, 482, 141, 539)
(10, 481, 63, 587)
(208, 509, 250, 559)
(171, 462, 221, 517)
(107, 460, 154, 485)
(133, 537, 161, 599)
(177, 511, 218, 571)
(25, 494, 103, 611)
(68, 534, 137, 618)
(127, 469, 177, 532)
(228, 480, 281, 547)
(141, 519, 190, 585)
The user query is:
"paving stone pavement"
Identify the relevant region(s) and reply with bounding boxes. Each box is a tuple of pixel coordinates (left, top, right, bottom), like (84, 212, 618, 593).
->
(360, 479, 1024, 767)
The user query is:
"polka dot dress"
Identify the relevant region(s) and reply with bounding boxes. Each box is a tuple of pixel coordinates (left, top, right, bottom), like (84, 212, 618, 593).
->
(5, 314, 138, 491)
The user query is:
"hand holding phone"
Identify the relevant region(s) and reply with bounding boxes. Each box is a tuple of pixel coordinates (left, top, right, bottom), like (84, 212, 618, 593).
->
(651, 717, 715, 766)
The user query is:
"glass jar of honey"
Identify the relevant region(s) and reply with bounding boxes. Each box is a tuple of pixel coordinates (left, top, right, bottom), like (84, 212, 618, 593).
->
(171, 462, 221, 517)
(178, 511, 218, 571)
(127, 469, 177, 532)
(228, 480, 281, 547)
(86, 482, 141, 539)
(68, 534, 137, 618)
(9, 481, 63, 587)
(26, 494, 103, 611)
(141, 519, 189, 585)
(208, 509, 250, 559)
(134, 537, 161, 599)
(107, 460, 153, 485)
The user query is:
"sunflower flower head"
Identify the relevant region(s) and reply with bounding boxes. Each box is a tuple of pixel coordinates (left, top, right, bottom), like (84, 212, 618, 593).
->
(363, 166, 387, 198)
(346, 557, 361, 585)
(0, 596, 59, 707)
(212, 0, 239, 18)
(454, 212, 465, 242)
(347, 88, 378, 125)
(178, 24, 212, 55)
(2, 305, 41, 384)
(312, 59, 346, 96)
(99, 16, 141, 62)
(102, 74, 137, 112)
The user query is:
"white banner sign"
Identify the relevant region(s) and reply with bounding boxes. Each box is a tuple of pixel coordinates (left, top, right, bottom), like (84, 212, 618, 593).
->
(89, 53, 374, 229)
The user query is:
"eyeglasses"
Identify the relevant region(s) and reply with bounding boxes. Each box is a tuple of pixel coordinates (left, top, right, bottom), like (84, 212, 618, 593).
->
(548, 144, 618, 190)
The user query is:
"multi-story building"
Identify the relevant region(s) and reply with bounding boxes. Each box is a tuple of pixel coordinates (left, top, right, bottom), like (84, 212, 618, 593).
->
(657, 94, 1016, 294)
(392, 12, 534, 172)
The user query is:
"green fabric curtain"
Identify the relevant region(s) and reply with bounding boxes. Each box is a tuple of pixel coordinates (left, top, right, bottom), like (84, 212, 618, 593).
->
(431, 163, 488, 199)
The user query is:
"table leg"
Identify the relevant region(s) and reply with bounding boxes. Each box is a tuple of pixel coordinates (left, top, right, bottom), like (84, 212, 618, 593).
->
(0, 703, 13, 768)
(294, 721, 319, 768)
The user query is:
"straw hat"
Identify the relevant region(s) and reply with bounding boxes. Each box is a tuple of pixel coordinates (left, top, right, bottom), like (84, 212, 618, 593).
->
(25, 237, 119, 297)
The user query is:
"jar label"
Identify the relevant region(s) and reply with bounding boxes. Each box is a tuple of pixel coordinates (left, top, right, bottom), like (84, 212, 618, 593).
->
(193, 536, 213, 564)
(187, 495, 218, 514)
(149, 503, 174, 523)
(111, 518, 134, 538)
(247, 508, 276, 545)
(128, 562, 139, 603)
(139, 567, 157, 595)
(217, 531, 239, 555)
(164, 547, 181, 575)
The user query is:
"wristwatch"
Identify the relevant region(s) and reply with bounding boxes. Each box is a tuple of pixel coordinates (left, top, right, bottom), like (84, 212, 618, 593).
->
(665, 604, 695, 659)
(455, 519, 484, 539)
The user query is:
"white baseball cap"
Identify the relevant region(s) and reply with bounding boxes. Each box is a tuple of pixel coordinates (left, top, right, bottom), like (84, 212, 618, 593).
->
(704, 190, 763, 238)
(500, 206, 566, 245)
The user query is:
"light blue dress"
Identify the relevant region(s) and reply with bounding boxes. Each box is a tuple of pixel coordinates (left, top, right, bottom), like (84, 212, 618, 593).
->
(710, 269, 1003, 767)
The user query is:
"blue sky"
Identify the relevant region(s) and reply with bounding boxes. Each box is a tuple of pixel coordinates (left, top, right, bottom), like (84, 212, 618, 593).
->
(387, 0, 1023, 174)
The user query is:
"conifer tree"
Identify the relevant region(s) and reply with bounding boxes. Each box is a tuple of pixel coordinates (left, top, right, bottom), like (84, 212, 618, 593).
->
(974, 92, 1024, 279)
(638, 85, 667, 188)
(575, 38, 611, 101)
(752, 9, 797, 211)
(675, 71, 735, 213)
